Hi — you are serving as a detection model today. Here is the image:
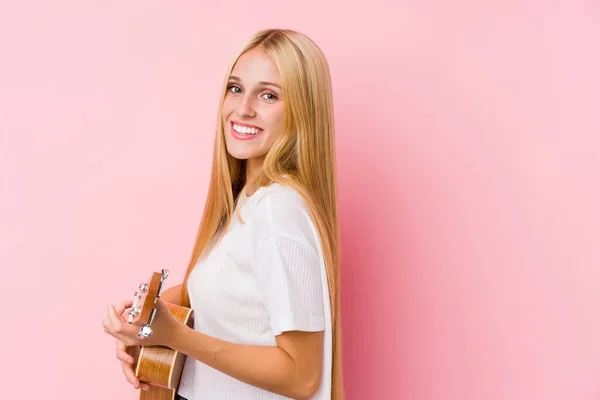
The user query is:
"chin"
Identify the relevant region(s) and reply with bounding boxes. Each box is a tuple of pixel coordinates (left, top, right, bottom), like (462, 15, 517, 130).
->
(225, 147, 252, 160)
(228, 154, 251, 161)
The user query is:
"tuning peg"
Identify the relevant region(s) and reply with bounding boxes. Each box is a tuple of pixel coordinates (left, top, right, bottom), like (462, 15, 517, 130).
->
(138, 283, 148, 293)
(138, 325, 153, 338)
(127, 306, 141, 323)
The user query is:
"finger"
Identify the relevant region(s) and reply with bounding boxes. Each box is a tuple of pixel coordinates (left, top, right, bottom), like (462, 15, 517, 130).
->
(120, 360, 141, 389)
(105, 305, 144, 347)
(120, 362, 150, 391)
(102, 307, 112, 333)
(115, 340, 135, 363)
(114, 300, 134, 316)
(155, 297, 166, 309)
(103, 305, 120, 333)
(107, 304, 131, 334)
(154, 298, 174, 322)
(116, 338, 128, 349)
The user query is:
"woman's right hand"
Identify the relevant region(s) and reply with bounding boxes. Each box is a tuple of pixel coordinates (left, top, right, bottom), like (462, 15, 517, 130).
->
(115, 339, 150, 391)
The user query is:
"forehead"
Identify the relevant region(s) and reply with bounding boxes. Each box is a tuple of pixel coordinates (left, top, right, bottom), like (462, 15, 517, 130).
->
(230, 47, 281, 84)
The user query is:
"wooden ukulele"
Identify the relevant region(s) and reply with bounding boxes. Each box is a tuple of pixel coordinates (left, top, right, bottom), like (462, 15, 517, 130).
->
(125, 269, 194, 400)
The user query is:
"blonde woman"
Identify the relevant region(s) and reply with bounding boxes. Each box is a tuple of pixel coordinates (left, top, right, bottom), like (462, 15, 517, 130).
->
(102, 28, 344, 400)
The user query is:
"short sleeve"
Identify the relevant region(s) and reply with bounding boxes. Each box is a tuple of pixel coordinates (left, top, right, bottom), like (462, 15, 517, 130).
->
(254, 235, 325, 336)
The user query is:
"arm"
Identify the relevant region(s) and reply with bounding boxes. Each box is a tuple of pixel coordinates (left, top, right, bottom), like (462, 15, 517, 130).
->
(157, 281, 324, 398)
(168, 324, 324, 400)
(163, 193, 326, 398)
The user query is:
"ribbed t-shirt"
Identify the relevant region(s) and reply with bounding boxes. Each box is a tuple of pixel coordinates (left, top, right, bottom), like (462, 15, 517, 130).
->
(176, 182, 332, 399)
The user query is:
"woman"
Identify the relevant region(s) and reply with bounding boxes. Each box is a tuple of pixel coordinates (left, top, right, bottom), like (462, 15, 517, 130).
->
(102, 28, 343, 399)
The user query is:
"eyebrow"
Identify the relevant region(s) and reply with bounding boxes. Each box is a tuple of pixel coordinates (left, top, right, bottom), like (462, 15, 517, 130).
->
(229, 75, 281, 90)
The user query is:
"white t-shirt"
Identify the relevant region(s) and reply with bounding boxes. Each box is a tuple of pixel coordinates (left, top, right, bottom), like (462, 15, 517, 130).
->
(177, 182, 332, 399)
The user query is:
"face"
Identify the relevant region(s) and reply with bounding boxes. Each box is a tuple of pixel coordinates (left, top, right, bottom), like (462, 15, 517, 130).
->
(222, 47, 285, 167)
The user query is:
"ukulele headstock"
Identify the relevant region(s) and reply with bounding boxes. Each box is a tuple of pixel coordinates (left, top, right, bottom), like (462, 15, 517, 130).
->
(126, 269, 169, 338)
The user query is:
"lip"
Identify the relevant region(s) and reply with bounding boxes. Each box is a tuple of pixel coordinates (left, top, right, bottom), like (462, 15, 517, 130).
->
(229, 121, 263, 141)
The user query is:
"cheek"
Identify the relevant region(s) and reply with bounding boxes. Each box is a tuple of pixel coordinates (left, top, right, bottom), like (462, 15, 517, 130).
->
(267, 107, 286, 135)
(222, 97, 235, 119)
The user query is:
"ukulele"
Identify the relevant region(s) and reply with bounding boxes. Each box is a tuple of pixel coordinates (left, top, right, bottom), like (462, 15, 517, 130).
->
(125, 269, 194, 400)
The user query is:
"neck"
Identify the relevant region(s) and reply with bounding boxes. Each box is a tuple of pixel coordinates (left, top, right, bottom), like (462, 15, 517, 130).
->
(245, 157, 263, 196)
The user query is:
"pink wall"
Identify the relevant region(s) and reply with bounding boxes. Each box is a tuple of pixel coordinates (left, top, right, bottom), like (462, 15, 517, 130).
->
(1, 1, 599, 399)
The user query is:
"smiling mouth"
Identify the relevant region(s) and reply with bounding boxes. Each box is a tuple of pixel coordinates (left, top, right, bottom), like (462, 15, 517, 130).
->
(231, 122, 263, 135)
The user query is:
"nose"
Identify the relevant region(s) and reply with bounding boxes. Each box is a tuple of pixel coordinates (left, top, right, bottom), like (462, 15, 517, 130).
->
(235, 94, 256, 118)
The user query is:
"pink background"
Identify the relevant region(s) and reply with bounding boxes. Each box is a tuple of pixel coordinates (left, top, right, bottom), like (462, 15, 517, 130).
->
(1, 1, 599, 399)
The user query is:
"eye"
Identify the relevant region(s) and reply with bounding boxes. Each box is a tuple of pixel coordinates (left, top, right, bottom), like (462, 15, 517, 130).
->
(262, 92, 278, 101)
(227, 85, 242, 94)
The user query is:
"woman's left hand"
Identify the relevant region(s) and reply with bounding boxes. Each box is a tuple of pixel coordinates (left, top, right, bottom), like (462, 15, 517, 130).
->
(102, 297, 177, 347)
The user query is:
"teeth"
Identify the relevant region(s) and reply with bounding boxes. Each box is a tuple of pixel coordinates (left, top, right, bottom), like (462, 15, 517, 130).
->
(233, 123, 261, 135)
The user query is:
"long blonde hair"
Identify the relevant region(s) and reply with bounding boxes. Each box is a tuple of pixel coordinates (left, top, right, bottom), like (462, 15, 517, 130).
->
(181, 28, 344, 399)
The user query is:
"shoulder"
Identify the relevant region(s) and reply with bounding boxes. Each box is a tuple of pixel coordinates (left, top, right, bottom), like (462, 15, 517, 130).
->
(252, 183, 318, 251)
(255, 183, 306, 211)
